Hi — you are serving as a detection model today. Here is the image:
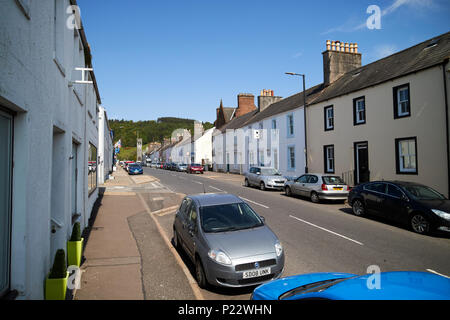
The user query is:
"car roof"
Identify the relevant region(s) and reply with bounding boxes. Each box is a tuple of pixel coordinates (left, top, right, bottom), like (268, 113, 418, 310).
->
(188, 193, 243, 207)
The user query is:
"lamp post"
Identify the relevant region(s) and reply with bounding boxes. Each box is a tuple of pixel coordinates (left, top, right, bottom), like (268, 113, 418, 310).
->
(285, 72, 308, 173)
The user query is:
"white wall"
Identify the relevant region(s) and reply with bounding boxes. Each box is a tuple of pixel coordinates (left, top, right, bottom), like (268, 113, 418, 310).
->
(0, 0, 100, 299)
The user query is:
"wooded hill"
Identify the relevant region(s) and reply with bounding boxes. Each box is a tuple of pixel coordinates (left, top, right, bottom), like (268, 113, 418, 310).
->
(109, 118, 214, 148)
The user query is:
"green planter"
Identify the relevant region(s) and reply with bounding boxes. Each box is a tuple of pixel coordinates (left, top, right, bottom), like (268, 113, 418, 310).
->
(45, 272, 69, 300)
(67, 238, 84, 267)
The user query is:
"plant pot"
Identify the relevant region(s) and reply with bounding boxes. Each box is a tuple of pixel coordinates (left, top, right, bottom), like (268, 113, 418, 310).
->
(45, 272, 69, 300)
(67, 238, 84, 267)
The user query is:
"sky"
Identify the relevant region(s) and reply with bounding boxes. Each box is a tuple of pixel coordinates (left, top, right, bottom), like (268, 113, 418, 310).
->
(77, 0, 450, 123)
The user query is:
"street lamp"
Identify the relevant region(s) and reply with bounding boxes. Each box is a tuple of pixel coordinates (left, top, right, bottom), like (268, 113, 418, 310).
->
(285, 72, 308, 173)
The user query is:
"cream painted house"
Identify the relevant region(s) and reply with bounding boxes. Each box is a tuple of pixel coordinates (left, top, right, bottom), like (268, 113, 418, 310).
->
(306, 34, 450, 197)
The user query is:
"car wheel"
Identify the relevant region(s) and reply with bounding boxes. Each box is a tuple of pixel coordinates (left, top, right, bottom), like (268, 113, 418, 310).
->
(260, 182, 266, 191)
(410, 213, 431, 234)
(352, 199, 365, 216)
(285, 186, 292, 197)
(244, 179, 250, 187)
(195, 258, 207, 289)
(310, 192, 320, 203)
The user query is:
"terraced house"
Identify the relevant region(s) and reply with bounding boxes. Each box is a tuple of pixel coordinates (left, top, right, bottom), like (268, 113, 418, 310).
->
(212, 32, 450, 197)
(0, 0, 111, 299)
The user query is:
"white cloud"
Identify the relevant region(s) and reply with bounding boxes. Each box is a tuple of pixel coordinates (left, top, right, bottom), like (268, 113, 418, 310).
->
(373, 44, 398, 59)
(321, 0, 434, 35)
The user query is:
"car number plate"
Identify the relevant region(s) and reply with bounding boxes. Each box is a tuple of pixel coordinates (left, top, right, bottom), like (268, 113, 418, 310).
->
(242, 267, 271, 279)
(333, 187, 343, 190)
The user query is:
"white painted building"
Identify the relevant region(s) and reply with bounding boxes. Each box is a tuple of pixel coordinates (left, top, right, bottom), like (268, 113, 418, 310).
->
(0, 0, 103, 299)
(98, 106, 114, 184)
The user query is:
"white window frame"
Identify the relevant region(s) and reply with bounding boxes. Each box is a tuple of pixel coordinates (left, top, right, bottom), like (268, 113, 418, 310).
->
(397, 138, 417, 173)
(355, 98, 365, 124)
(324, 145, 335, 173)
(325, 106, 334, 130)
(397, 86, 410, 117)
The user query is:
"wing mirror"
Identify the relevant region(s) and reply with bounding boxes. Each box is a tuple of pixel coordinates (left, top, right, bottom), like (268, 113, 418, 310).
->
(256, 172, 261, 175)
(260, 216, 265, 223)
(401, 194, 409, 202)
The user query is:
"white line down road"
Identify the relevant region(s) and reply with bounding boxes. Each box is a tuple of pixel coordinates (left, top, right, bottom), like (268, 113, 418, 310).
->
(289, 215, 364, 246)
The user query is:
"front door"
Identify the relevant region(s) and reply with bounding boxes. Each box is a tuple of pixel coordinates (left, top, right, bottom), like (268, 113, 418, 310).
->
(0, 110, 13, 297)
(355, 142, 369, 185)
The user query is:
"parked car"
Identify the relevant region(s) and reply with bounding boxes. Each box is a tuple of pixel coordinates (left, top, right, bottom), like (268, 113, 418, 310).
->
(244, 167, 287, 191)
(172, 193, 285, 288)
(348, 181, 450, 235)
(188, 163, 204, 174)
(176, 163, 188, 172)
(251, 271, 450, 300)
(127, 163, 143, 175)
(284, 174, 349, 203)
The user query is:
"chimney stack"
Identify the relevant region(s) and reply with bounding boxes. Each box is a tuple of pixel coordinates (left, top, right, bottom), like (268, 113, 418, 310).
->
(258, 90, 282, 113)
(323, 40, 362, 86)
(235, 93, 257, 118)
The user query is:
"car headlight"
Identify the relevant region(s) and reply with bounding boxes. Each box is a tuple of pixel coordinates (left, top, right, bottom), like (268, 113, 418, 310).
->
(275, 241, 283, 257)
(432, 209, 450, 221)
(208, 249, 232, 265)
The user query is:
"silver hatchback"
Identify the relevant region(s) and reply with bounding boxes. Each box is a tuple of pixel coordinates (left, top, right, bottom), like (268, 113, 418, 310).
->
(244, 166, 287, 191)
(284, 173, 350, 203)
(172, 193, 285, 288)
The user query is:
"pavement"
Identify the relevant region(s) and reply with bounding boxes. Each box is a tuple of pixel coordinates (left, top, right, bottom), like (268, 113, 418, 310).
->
(74, 167, 197, 300)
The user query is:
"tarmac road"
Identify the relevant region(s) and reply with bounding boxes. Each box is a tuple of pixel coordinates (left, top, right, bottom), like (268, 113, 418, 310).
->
(141, 167, 450, 300)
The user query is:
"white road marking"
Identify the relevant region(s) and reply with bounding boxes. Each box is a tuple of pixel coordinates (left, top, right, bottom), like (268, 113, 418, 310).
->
(426, 269, 450, 279)
(209, 186, 223, 192)
(289, 215, 364, 246)
(240, 197, 269, 209)
(193, 181, 203, 185)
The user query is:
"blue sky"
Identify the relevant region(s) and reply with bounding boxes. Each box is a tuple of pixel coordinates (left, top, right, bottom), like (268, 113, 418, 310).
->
(77, 0, 450, 123)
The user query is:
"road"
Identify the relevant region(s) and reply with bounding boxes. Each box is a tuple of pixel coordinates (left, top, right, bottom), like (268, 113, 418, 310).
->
(140, 167, 450, 299)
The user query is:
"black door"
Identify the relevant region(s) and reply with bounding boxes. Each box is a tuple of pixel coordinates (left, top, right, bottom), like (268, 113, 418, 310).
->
(354, 142, 369, 185)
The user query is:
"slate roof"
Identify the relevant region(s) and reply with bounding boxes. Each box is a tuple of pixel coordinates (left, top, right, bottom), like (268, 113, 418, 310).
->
(311, 31, 450, 105)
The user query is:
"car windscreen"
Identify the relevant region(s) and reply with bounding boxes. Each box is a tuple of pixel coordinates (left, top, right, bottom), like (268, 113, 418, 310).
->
(129, 164, 141, 169)
(403, 184, 446, 200)
(260, 168, 281, 176)
(200, 202, 264, 233)
(322, 176, 346, 185)
(191, 163, 201, 166)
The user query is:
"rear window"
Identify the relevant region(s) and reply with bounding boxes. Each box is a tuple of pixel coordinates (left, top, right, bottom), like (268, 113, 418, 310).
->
(322, 176, 345, 185)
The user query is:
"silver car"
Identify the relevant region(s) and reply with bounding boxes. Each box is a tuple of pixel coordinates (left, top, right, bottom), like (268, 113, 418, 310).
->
(172, 193, 285, 288)
(284, 173, 350, 203)
(244, 167, 287, 191)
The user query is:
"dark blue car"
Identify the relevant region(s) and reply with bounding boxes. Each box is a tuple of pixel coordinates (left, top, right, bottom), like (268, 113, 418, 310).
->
(251, 271, 450, 300)
(127, 163, 143, 175)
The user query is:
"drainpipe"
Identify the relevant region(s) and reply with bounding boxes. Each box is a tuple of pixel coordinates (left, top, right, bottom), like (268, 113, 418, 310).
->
(443, 59, 450, 197)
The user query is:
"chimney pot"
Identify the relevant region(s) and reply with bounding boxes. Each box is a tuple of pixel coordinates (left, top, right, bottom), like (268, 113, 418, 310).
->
(336, 41, 341, 52)
(349, 43, 354, 53)
(326, 40, 331, 51)
(345, 43, 349, 52)
(331, 41, 336, 51)
(354, 43, 358, 53)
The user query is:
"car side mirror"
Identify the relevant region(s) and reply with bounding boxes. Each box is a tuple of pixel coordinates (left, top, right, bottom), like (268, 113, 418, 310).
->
(256, 172, 261, 175)
(260, 216, 265, 223)
(401, 194, 409, 202)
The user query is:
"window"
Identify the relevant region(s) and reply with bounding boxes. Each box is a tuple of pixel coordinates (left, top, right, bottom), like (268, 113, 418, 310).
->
(0, 110, 13, 297)
(88, 143, 98, 195)
(393, 84, 410, 118)
(353, 96, 366, 125)
(287, 114, 294, 137)
(271, 119, 277, 130)
(296, 175, 308, 183)
(308, 175, 319, 184)
(395, 137, 417, 174)
(324, 106, 334, 131)
(287, 146, 295, 170)
(387, 184, 404, 198)
(323, 145, 335, 173)
(364, 182, 387, 194)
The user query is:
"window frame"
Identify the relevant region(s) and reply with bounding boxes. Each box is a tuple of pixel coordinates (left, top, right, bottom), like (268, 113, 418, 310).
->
(393, 83, 411, 119)
(353, 96, 366, 125)
(287, 145, 296, 171)
(323, 145, 335, 174)
(324, 105, 334, 131)
(395, 137, 418, 175)
(286, 114, 294, 138)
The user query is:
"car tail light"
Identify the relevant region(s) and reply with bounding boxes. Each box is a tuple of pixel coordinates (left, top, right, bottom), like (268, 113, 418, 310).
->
(321, 184, 328, 191)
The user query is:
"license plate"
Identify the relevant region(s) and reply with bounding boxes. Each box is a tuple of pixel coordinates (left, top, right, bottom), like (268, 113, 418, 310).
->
(242, 267, 271, 279)
(333, 187, 343, 190)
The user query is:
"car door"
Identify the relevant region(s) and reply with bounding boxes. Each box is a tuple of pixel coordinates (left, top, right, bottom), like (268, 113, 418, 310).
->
(292, 175, 309, 196)
(254, 167, 262, 185)
(178, 198, 193, 247)
(383, 183, 409, 223)
(247, 167, 256, 185)
(363, 182, 387, 215)
(183, 202, 199, 259)
(307, 175, 320, 194)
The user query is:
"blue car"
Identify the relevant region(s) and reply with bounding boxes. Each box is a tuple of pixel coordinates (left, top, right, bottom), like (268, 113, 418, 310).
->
(127, 163, 143, 175)
(251, 271, 450, 300)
